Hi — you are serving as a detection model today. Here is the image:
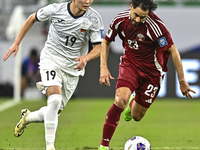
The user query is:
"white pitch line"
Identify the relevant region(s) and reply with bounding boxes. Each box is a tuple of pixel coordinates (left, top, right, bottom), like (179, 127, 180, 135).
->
(0, 99, 20, 112)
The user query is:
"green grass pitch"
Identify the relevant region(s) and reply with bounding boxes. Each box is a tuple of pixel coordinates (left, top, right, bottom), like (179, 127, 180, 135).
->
(0, 97, 200, 150)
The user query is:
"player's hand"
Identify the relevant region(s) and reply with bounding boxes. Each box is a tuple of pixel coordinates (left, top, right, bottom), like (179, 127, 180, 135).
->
(3, 43, 19, 61)
(179, 80, 196, 98)
(74, 55, 88, 71)
(99, 66, 114, 86)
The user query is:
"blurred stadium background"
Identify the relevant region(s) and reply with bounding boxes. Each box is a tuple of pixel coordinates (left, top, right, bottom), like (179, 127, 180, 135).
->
(0, 0, 200, 100)
(0, 1, 200, 149)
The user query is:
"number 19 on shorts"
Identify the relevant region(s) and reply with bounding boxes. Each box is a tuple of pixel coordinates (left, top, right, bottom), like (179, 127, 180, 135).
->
(46, 70, 56, 81)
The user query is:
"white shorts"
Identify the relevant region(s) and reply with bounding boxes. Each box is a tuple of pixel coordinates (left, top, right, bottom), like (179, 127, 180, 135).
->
(37, 61, 79, 110)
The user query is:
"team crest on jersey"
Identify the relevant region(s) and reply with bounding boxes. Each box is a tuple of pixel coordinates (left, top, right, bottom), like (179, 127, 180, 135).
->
(158, 36, 168, 47)
(137, 33, 145, 41)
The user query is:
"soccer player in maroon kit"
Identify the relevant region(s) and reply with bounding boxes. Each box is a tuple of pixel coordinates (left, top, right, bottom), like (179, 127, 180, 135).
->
(98, 0, 196, 150)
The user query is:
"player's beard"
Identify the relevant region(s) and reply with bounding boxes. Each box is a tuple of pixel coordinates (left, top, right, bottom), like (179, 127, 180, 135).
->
(130, 18, 140, 27)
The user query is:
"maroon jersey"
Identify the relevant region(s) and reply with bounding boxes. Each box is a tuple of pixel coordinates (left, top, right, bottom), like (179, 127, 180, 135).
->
(105, 9, 174, 76)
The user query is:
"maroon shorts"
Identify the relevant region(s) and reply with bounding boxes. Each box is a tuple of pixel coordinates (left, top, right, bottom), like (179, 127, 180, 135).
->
(116, 64, 163, 108)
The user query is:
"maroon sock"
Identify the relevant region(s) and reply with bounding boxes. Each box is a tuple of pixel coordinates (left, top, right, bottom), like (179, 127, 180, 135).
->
(101, 104, 124, 147)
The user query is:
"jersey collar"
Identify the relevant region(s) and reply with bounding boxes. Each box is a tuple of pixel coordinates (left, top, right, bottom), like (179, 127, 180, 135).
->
(67, 2, 86, 19)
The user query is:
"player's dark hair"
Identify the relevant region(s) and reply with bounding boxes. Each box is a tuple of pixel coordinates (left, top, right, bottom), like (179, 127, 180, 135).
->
(131, 0, 157, 13)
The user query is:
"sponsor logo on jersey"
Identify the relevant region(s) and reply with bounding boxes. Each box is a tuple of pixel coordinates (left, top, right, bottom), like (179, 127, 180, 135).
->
(145, 98, 152, 104)
(137, 33, 145, 41)
(57, 19, 65, 23)
(158, 36, 168, 47)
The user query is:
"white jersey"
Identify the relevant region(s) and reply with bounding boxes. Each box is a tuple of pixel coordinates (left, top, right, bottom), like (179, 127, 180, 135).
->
(36, 2, 104, 76)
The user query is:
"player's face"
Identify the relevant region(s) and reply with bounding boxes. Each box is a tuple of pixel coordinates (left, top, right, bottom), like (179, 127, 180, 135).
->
(74, 0, 93, 12)
(130, 4, 149, 27)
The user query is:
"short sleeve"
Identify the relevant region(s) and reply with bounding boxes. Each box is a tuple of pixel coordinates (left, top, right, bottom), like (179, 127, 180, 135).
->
(104, 11, 128, 42)
(35, 4, 55, 22)
(147, 15, 174, 51)
(155, 24, 174, 51)
(89, 14, 104, 44)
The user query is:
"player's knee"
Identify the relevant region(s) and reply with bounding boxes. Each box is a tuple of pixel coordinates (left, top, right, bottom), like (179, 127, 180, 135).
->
(47, 94, 62, 113)
(114, 91, 131, 109)
(114, 97, 127, 109)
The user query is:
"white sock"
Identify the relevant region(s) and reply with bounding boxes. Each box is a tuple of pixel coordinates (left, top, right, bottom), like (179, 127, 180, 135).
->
(45, 94, 62, 145)
(27, 106, 47, 123)
(46, 143, 55, 150)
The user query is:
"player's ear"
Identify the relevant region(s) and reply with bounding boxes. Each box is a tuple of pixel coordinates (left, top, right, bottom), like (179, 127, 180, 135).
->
(130, 4, 133, 10)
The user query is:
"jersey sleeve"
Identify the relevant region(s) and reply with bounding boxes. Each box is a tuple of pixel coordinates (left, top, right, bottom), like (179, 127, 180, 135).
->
(147, 15, 174, 51)
(35, 3, 56, 22)
(104, 16, 119, 42)
(156, 24, 174, 51)
(104, 10, 130, 42)
(89, 13, 104, 45)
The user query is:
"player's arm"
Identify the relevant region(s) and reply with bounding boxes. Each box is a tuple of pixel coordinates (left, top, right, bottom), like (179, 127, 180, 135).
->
(74, 44, 101, 71)
(3, 13, 37, 61)
(167, 44, 196, 98)
(86, 44, 101, 61)
(99, 39, 114, 86)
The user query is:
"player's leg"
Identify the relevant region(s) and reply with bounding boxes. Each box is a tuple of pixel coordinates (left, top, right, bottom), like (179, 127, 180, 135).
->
(45, 86, 62, 150)
(124, 93, 135, 121)
(130, 100, 148, 121)
(43, 73, 79, 150)
(99, 64, 137, 150)
(14, 104, 50, 137)
(130, 74, 161, 121)
(32, 65, 63, 150)
(13, 91, 61, 139)
(26, 106, 47, 123)
(124, 93, 148, 122)
(99, 86, 132, 150)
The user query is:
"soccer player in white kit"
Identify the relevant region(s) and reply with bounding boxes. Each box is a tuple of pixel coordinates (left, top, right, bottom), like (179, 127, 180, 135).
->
(3, 0, 104, 149)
